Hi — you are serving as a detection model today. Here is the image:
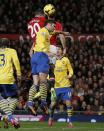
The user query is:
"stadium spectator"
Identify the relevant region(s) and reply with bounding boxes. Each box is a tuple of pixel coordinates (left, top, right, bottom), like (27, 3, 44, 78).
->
(1, 0, 104, 33)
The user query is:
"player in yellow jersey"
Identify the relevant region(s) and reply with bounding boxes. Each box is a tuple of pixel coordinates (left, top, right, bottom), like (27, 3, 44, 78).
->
(27, 20, 55, 114)
(48, 45, 74, 128)
(0, 38, 21, 128)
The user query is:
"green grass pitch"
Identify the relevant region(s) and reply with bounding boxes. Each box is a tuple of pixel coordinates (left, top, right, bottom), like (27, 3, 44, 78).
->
(0, 121, 104, 131)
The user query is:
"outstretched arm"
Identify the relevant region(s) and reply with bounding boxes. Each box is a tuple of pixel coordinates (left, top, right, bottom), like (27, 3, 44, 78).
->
(53, 30, 70, 36)
(29, 42, 35, 57)
(59, 33, 66, 55)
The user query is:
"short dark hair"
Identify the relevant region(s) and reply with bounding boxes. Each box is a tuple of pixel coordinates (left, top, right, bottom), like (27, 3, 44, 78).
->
(57, 44, 63, 51)
(0, 38, 10, 48)
(35, 9, 44, 16)
(44, 19, 55, 26)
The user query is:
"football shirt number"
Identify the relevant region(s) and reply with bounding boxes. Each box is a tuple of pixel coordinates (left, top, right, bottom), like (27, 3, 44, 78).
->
(28, 23, 41, 38)
(0, 54, 5, 67)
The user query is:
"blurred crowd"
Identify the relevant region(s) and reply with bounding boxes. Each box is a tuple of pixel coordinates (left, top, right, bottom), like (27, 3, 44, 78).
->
(0, 0, 104, 33)
(0, 0, 104, 114)
(8, 36, 104, 115)
(68, 39, 104, 115)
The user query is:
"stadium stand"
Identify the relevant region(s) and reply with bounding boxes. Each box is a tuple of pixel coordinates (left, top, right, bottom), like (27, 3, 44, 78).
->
(0, 0, 104, 114)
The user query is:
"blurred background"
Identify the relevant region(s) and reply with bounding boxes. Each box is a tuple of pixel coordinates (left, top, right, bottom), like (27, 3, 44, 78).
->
(0, 0, 104, 116)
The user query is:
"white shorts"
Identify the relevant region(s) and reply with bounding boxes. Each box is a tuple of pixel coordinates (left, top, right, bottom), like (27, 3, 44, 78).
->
(49, 45, 57, 64)
(49, 45, 57, 55)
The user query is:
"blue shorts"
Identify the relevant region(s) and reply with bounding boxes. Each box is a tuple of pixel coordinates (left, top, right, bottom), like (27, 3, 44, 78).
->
(55, 87, 72, 101)
(0, 84, 18, 98)
(31, 52, 50, 75)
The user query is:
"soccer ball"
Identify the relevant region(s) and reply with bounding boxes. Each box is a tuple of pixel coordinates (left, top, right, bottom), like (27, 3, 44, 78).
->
(43, 4, 56, 16)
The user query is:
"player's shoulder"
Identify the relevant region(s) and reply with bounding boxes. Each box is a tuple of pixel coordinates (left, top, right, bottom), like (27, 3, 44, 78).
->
(38, 16, 46, 21)
(28, 16, 46, 24)
(62, 57, 70, 62)
(55, 21, 62, 30)
(55, 21, 62, 26)
(28, 17, 36, 25)
(39, 27, 45, 32)
(36, 27, 47, 37)
(7, 48, 17, 53)
(40, 27, 48, 33)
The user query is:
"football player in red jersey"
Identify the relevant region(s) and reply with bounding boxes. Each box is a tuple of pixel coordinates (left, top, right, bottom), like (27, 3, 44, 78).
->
(27, 9, 47, 115)
(28, 9, 46, 57)
(44, 4, 67, 82)
(46, 5, 66, 57)
(50, 18, 66, 55)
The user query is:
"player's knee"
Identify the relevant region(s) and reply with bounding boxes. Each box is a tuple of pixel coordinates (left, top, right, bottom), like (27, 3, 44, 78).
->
(39, 73, 48, 82)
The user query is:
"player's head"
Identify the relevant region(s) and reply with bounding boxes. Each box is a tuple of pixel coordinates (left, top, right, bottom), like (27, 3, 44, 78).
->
(0, 38, 10, 48)
(56, 45, 63, 56)
(45, 19, 55, 32)
(35, 9, 44, 17)
(43, 4, 56, 19)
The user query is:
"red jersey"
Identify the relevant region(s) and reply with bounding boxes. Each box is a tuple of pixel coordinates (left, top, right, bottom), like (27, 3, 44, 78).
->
(28, 17, 62, 46)
(28, 16, 46, 42)
(50, 22, 62, 46)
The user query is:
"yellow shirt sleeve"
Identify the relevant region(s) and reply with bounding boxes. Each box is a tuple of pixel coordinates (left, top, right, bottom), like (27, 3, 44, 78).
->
(11, 50, 21, 77)
(66, 58, 73, 78)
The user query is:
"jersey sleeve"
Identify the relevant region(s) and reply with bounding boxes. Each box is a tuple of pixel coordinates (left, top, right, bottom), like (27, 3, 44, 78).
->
(66, 58, 73, 78)
(11, 50, 21, 77)
(55, 22, 63, 31)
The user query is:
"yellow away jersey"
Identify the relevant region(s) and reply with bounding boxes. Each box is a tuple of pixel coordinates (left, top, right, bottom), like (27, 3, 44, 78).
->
(33, 27, 50, 53)
(0, 48, 21, 84)
(54, 57, 73, 88)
